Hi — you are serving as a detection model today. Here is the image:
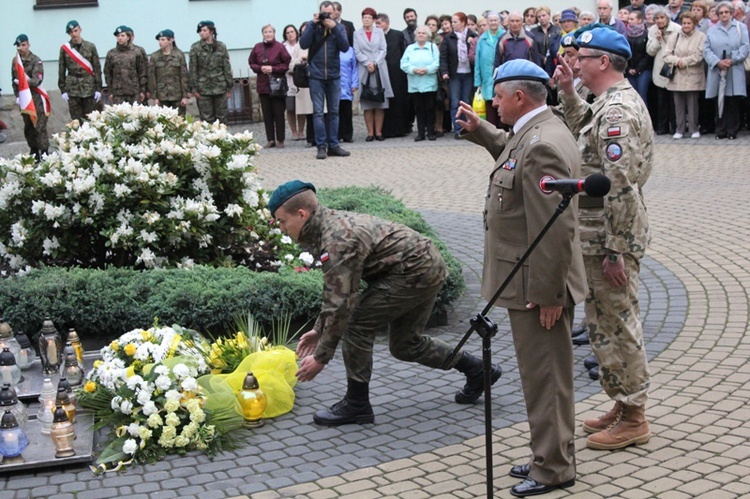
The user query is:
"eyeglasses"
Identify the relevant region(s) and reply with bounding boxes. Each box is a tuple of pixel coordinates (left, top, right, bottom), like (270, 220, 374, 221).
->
(577, 54, 604, 60)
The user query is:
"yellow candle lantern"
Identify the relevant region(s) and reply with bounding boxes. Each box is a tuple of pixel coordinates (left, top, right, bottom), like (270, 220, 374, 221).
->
(236, 372, 268, 428)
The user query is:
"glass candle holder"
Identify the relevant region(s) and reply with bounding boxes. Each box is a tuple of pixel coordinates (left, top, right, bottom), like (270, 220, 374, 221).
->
(0, 320, 22, 369)
(66, 329, 84, 365)
(38, 318, 62, 375)
(0, 384, 28, 431)
(55, 388, 76, 424)
(0, 410, 29, 464)
(0, 349, 22, 387)
(38, 378, 57, 435)
(13, 331, 35, 370)
(60, 349, 84, 387)
(236, 372, 268, 428)
(50, 405, 76, 458)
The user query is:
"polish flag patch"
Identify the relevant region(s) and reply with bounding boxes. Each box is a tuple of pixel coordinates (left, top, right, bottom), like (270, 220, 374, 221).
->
(320, 252, 329, 263)
(607, 126, 621, 137)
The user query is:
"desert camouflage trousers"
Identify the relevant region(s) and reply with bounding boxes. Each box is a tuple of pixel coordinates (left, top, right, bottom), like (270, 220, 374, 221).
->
(342, 279, 458, 383)
(584, 254, 651, 406)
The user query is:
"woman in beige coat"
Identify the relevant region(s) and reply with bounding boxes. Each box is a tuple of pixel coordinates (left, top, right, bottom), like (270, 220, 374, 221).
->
(663, 12, 707, 138)
(647, 7, 681, 134)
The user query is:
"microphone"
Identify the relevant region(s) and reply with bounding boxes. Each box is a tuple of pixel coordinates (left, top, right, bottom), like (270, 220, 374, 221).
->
(539, 173, 611, 198)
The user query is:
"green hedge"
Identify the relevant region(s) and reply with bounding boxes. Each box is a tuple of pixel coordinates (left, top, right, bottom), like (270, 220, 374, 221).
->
(0, 186, 464, 345)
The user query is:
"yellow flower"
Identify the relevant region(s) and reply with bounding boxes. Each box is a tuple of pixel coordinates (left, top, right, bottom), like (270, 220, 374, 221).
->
(84, 381, 97, 393)
(124, 343, 137, 356)
(110, 340, 119, 351)
(141, 330, 151, 341)
(93, 360, 103, 368)
(236, 331, 248, 349)
(126, 365, 135, 377)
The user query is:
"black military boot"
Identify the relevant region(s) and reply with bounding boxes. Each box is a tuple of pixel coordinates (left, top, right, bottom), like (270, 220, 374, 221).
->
(29, 148, 38, 161)
(313, 379, 374, 426)
(454, 351, 502, 404)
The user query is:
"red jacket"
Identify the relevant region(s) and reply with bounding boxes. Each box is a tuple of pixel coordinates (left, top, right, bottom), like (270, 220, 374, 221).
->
(248, 40, 291, 94)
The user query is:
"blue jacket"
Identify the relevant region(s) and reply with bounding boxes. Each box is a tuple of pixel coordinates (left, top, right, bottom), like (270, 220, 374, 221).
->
(473, 29, 504, 100)
(300, 21, 349, 80)
(400, 42, 440, 93)
(494, 30, 540, 67)
(339, 47, 359, 100)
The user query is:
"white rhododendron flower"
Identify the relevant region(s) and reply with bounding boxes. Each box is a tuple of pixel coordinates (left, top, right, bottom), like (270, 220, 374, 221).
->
(123, 439, 138, 455)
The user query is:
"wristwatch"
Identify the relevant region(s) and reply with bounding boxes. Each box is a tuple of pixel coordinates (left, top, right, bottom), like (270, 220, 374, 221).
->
(607, 253, 621, 263)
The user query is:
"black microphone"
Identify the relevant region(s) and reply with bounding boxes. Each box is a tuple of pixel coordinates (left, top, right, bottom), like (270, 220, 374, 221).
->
(539, 173, 611, 198)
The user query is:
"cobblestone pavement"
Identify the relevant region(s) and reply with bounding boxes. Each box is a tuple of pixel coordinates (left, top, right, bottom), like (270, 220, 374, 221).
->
(1, 118, 749, 498)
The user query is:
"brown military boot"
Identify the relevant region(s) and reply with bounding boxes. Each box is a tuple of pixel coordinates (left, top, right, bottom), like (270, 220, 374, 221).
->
(582, 401, 623, 434)
(586, 404, 652, 450)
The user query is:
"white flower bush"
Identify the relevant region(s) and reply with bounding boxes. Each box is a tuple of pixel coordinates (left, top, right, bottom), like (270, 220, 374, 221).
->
(0, 103, 301, 271)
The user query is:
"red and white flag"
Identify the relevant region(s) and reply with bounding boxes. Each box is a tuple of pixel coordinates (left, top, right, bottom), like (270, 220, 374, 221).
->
(15, 53, 36, 125)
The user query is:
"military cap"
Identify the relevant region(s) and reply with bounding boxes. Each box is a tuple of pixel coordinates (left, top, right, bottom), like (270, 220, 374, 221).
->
(577, 26, 632, 59)
(156, 29, 175, 40)
(560, 34, 579, 50)
(493, 59, 550, 85)
(13, 34, 28, 46)
(560, 9, 578, 23)
(268, 180, 316, 217)
(114, 25, 132, 36)
(66, 20, 80, 33)
(197, 20, 215, 33)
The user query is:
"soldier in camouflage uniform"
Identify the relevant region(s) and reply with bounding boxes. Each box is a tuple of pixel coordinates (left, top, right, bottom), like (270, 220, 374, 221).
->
(189, 21, 233, 124)
(556, 27, 653, 450)
(58, 20, 102, 122)
(148, 29, 189, 116)
(124, 27, 149, 104)
(269, 180, 501, 426)
(12, 34, 49, 160)
(104, 26, 147, 105)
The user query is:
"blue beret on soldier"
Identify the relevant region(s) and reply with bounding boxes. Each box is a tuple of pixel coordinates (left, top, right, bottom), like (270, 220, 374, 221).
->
(113, 25, 132, 36)
(268, 180, 317, 217)
(560, 34, 579, 50)
(576, 26, 632, 59)
(13, 34, 28, 46)
(197, 20, 215, 33)
(493, 59, 550, 85)
(156, 29, 175, 40)
(66, 20, 79, 33)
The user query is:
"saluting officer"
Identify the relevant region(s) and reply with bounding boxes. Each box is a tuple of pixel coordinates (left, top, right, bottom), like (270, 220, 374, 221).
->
(58, 20, 102, 122)
(104, 25, 148, 104)
(148, 29, 189, 115)
(556, 27, 654, 451)
(12, 34, 50, 161)
(189, 20, 233, 124)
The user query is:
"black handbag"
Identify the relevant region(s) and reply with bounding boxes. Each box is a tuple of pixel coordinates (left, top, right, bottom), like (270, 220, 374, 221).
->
(360, 71, 385, 103)
(269, 75, 288, 97)
(659, 63, 676, 80)
(292, 63, 309, 88)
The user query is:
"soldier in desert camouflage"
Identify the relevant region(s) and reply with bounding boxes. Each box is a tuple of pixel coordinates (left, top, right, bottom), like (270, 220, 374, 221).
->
(268, 180, 502, 427)
(556, 27, 654, 451)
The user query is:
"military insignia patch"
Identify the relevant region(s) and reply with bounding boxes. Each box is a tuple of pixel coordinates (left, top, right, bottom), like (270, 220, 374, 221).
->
(606, 143, 623, 161)
(607, 126, 621, 137)
(581, 32, 593, 43)
(611, 92, 623, 104)
(530, 135, 540, 145)
(502, 158, 517, 170)
(539, 175, 555, 194)
(320, 252, 329, 263)
(605, 108, 623, 124)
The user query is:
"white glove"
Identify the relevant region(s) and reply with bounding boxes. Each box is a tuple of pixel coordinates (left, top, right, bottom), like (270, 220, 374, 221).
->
(13, 79, 19, 85)
(16, 98, 20, 106)
(61, 92, 69, 102)
(94, 91, 101, 102)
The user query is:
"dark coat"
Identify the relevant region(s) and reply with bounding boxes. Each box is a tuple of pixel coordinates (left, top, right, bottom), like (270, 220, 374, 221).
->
(383, 28, 409, 137)
(300, 21, 350, 80)
(627, 31, 652, 75)
(248, 40, 291, 94)
(439, 30, 478, 77)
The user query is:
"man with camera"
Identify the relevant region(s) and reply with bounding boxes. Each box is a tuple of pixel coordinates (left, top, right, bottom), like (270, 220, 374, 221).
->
(300, 1, 351, 160)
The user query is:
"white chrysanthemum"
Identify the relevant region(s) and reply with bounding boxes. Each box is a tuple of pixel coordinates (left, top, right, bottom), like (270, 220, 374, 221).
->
(120, 400, 133, 415)
(181, 377, 198, 392)
(126, 375, 144, 390)
(299, 252, 314, 266)
(164, 399, 180, 413)
(127, 423, 141, 437)
(147, 413, 163, 428)
(142, 401, 158, 416)
(164, 389, 182, 402)
(172, 364, 189, 379)
(155, 375, 172, 391)
(165, 412, 181, 426)
(136, 389, 152, 406)
(154, 365, 169, 376)
(122, 438, 138, 455)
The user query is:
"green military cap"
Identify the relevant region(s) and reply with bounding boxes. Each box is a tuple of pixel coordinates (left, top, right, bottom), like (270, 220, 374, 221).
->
(66, 20, 80, 33)
(13, 34, 28, 46)
(156, 29, 175, 40)
(197, 20, 215, 33)
(113, 25, 132, 36)
(268, 180, 316, 217)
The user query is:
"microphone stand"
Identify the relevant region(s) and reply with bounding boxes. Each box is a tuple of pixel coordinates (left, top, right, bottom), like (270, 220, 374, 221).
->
(443, 192, 575, 499)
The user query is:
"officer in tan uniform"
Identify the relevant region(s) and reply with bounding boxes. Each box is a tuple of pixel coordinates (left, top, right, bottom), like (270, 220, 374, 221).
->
(457, 59, 586, 498)
(555, 27, 654, 451)
(268, 181, 502, 427)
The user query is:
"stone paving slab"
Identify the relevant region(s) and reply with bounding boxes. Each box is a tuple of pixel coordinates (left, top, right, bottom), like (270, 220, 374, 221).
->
(1, 118, 749, 498)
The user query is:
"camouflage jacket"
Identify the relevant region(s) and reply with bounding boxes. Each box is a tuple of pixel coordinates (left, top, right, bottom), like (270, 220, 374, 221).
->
(148, 48, 189, 101)
(58, 40, 103, 97)
(560, 79, 653, 259)
(104, 43, 147, 97)
(297, 206, 447, 364)
(12, 51, 44, 96)
(188, 39, 233, 95)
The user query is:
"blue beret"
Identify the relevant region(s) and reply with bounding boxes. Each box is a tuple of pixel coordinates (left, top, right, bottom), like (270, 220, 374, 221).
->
(13, 34, 28, 46)
(493, 59, 550, 85)
(66, 20, 79, 33)
(560, 9, 578, 23)
(197, 20, 215, 33)
(577, 27, 631, 59)
(114, 25, 132, 36)
(268, 180, 316, 217)
(560, 34, 578, 50)
(156, 29, 175, 40)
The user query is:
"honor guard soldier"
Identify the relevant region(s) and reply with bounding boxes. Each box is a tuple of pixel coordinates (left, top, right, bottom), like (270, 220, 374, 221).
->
(457, 59, 585, 498)
(12, 34, 51, 161)
(58, 20, 103, 121)
(148, 29, 189, 115)
(189, 20, 233, 124)
(556, 27, 654, 451)
(269, 180, 502, 427)
(104, 26, 148, 104)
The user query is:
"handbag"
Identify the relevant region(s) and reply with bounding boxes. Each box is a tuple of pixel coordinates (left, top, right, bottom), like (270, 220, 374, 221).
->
(292, 63, 309, 88)
(360, 71, 385, 103)
(472, 89, 486, 119)
(269, 75, 288, 97)
(659, 63, 676, 80)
